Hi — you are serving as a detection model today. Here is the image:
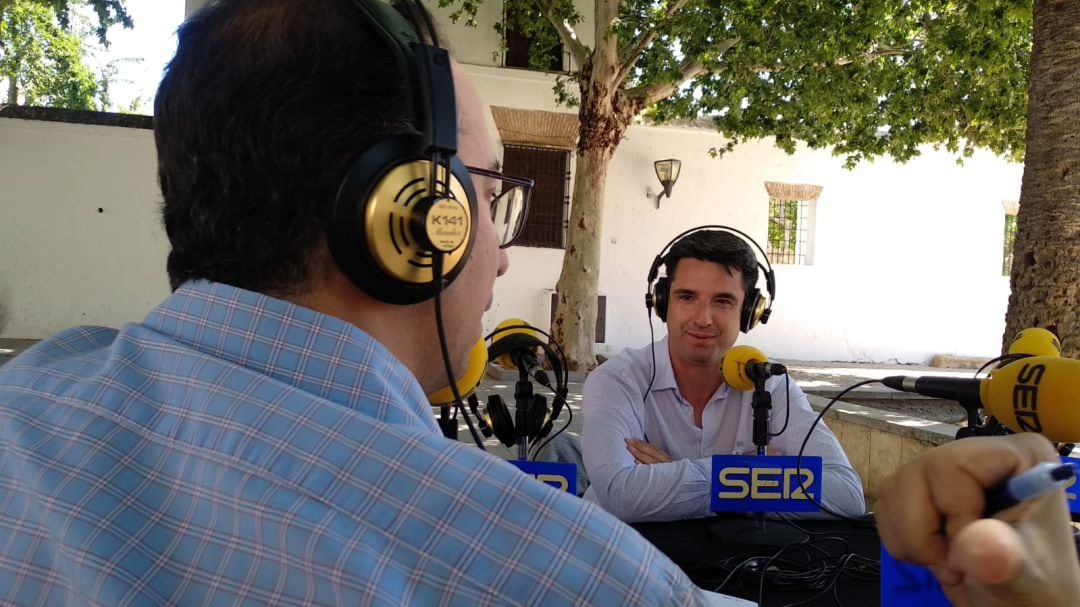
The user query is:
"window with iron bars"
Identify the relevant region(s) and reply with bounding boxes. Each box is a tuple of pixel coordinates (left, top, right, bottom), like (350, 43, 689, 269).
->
(1002, 214, 1017, 276)
(502, 144, 570, 249)
(767, 198, 809, 265)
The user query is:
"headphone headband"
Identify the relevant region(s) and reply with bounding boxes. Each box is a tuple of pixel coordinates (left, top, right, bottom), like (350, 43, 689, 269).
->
(650, 224, 775, 302)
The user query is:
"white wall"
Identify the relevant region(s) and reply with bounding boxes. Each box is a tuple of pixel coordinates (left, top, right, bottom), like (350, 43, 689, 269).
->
(472, 101, 1022, 363)
(0, 118, 171, 337)
(0, 110, 1021, 363)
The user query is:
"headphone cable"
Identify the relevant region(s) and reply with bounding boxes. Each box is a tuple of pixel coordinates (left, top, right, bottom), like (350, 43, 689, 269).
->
(644, 302, 658, 404)
(432, 252, 486, 450)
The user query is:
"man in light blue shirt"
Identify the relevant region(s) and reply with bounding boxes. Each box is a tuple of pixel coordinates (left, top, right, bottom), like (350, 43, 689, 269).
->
(0, 1, 712, 604)
(582, 229, 865, 522)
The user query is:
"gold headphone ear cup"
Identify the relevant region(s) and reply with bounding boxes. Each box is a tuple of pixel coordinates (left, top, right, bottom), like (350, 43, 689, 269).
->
(363, 160, 473, 280)
(741, 290, 766, 332)
(327, 135, 478, 304)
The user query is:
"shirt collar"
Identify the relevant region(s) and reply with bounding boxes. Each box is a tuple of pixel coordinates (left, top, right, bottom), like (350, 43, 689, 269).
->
(646, 335, 732, 401)
(143, 280, 434, 428)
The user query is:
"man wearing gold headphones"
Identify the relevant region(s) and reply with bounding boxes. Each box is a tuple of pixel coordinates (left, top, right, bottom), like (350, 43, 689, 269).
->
(0, 0, 715, 604)
(581, 229, 866, 522)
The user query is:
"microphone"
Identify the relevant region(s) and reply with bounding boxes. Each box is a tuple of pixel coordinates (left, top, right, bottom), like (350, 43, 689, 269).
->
(721, 345, 788, 392)
(1007, 327, 1061, 357)
(427, 339, 487, 407)
(882, 355, 1080, 443)
(488, 318, 551, 388)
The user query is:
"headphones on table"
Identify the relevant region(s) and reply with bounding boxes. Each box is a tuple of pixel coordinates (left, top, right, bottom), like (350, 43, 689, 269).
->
(644, 225, 777, 333)
(326, 0, 478, 305)
(471, 322, 569, 449)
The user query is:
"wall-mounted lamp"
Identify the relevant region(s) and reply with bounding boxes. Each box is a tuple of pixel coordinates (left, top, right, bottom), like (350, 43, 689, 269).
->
(654, 158, 682, 208)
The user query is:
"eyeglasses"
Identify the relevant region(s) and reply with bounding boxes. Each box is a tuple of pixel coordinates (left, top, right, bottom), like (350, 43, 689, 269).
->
(466, 166, 534, 248)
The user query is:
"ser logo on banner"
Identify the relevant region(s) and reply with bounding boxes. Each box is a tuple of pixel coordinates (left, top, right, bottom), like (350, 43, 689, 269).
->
(710, 455, 823, 513)
(509, 460, 577, 495)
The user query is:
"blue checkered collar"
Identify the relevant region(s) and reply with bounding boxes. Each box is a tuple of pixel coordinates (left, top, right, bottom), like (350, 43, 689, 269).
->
(143, 280, 435, 430)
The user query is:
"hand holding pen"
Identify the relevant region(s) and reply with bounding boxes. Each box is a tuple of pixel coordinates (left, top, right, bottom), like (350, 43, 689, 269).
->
(877, 434, 1080, 607)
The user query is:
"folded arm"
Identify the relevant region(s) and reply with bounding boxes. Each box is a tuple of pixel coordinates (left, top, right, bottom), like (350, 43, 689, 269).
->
(581, 371, 713, 522)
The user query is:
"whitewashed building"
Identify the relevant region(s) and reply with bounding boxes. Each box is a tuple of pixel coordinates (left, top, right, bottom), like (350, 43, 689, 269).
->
(0, 0, 1023, 364)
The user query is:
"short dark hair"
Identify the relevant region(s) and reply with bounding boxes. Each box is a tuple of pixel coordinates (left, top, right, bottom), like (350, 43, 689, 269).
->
(154, 0, 419, 296)
(663, 230, 759, 298)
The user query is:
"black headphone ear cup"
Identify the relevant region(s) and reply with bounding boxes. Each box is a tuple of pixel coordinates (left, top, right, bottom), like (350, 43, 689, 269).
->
(485, 394, 516, 448)
(653, 277, 671, 322)
(327, 134, 478, 305)
(740, 288, 765, 332)
(530, 394, 551, 440)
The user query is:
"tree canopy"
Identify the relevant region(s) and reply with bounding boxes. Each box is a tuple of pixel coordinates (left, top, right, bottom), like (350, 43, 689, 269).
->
(461, 0, 1032, 166)
(0, 0, 130, 45)
(0, 0, 131, 109)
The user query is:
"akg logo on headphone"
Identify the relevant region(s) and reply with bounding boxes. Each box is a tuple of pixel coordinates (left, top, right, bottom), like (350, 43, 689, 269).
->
(424, 198, 469, 252)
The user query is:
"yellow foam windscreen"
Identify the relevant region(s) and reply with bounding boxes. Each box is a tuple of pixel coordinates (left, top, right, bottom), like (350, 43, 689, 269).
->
(491, 318, 541, 369)
(720, 345, 768, 392)
(1007, 328, 1062, 358)
(427, 339, 487, 407)
(983, 355, 1080, 442)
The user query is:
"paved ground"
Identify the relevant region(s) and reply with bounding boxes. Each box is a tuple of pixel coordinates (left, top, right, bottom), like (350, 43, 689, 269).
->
(2, 338, 975, 456)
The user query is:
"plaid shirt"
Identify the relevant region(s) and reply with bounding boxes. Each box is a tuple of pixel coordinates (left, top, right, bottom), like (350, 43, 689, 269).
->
(0, 281, 706, 606)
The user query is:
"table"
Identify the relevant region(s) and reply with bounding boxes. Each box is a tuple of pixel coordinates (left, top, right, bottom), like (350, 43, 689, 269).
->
(633, 515, 882, 606)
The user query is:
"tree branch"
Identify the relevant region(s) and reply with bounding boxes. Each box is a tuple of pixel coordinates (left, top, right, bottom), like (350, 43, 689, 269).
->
(613, 0, 693, 87)
(835, 46, 912, 66)
(622, 34, 737, 106)
(539, 0, 589, 68)
(629, 58, 709, 106)
(752, 45, 914, 72)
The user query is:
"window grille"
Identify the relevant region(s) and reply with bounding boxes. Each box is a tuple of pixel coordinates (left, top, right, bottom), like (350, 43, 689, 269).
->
(767, 198, 808, 265)
(503, 145, 570, 249)
(1002, 214, 1017, 276)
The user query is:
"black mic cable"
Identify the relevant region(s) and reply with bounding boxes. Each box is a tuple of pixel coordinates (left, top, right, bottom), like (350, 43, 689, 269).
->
(794, 378, 883, 526)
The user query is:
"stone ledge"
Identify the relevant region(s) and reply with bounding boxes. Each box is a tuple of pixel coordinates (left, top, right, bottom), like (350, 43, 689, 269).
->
(929, 354, 988, 369)
(807, 394, 957, 446)
(0, 105, 152, 130)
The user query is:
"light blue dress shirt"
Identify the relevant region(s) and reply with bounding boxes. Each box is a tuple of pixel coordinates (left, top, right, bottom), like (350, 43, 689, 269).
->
(0, 281, 708, 606)
(582, 338, 866, 523)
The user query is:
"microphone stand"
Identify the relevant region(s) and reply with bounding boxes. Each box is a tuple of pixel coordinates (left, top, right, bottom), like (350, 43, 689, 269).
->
(512, 351, 534, 460)
(436, 393, 483, 441)
(749, 379, 773, 532)
(709, 374, 808, 548)
(437, 405, 457, 440)
(954, 397, 986, 439)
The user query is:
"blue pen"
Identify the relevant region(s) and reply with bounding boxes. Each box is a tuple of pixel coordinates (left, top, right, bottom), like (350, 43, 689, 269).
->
(984, 462, 1075, 516)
